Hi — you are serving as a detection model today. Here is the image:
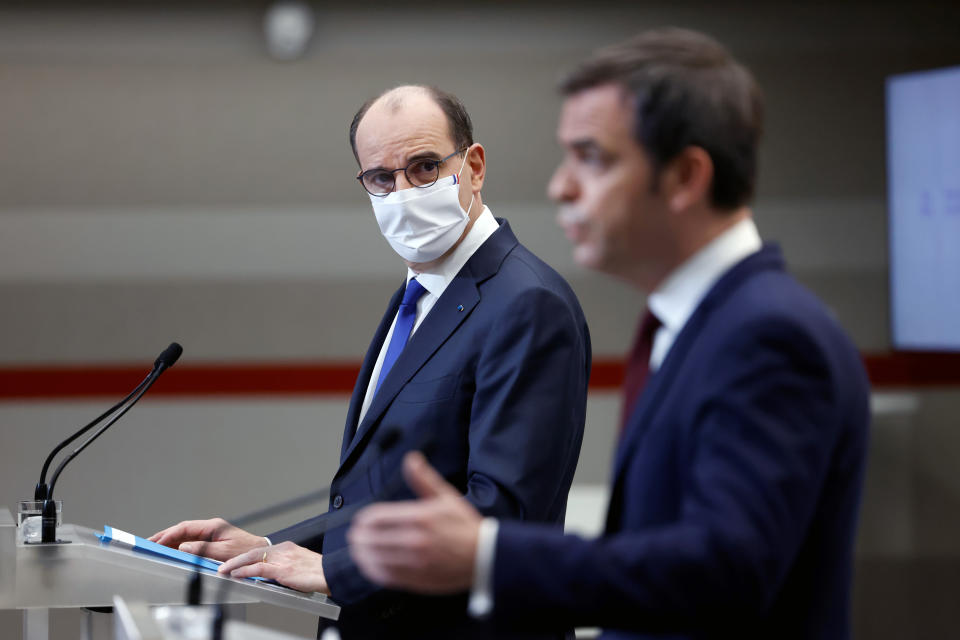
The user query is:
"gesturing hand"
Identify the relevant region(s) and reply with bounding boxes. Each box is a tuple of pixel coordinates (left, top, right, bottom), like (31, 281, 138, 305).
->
(148, 517, 265, 562)
(348, 451, 482, 593)
(219, 541, 330, 595)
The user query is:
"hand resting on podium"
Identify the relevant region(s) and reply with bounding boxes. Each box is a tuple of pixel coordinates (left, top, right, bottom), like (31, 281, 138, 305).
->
(149, 517, 263, 560)
(218, 540, 329, 594)
(149, 517, 331, 594)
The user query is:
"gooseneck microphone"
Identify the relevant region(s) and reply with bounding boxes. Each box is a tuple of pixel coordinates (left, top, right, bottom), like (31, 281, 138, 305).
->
(153, 342, 185, 371)
(32, 342, 183, 543)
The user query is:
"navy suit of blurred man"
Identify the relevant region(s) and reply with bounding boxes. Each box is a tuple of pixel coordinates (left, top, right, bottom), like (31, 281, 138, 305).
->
(152, 85, 590, 640)
(348, 29, 871, 640)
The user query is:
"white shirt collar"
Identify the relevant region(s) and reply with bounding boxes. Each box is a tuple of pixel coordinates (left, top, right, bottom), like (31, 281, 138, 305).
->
(646, 216, 762, 367)
(406, 206, 499, 298)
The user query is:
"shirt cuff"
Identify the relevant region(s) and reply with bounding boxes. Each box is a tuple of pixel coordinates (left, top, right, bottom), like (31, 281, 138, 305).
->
(262, 536, 272, 546)
(467, 517, 499, 618)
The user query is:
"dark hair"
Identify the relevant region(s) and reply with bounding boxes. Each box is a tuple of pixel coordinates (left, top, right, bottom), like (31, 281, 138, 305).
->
(560, 28, 764, 210)
(349, 86, 474, 165)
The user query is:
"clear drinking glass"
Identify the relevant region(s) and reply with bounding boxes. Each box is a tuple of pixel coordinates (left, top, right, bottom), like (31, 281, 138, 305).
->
(17, 499, 62, 543)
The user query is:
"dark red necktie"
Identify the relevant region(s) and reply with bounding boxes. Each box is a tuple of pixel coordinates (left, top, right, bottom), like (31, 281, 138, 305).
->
(620, 309, 662, 433)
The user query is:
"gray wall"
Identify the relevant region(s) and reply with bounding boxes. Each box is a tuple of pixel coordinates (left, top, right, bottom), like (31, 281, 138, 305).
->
(2, 2, 959, 638)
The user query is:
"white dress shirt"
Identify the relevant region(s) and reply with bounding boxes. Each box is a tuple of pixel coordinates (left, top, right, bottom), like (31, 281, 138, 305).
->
(468, 215, 763, 617)
(646, 215, 763, 371)
(356, 206, 500, 426)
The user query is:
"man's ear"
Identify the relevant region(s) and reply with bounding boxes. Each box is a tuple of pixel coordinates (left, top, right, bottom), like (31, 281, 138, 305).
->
(466, 143, 486, 192)
(661, 146, 714, 213)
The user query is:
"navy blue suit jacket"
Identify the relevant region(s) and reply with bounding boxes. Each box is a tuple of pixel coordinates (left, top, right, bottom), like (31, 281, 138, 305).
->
(270, 220, 590, 638)
(492, 245, 870, 639)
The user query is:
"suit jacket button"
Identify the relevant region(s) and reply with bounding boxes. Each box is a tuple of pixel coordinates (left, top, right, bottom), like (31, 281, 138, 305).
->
(332, 495, 344, 509)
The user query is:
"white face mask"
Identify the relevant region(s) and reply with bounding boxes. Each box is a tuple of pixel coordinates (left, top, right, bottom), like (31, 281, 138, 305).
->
(369, 154, 475, 263)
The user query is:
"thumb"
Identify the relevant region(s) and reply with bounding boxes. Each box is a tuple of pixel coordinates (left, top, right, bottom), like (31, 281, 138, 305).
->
(179, 541, 203, 555)
(403, 451, 458, 500)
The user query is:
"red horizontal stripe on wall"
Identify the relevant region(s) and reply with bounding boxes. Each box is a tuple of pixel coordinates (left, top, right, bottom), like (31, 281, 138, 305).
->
(0, 362, 361, 400)
(0, 352, 957, 400)
(593, 352, 960, 390)
(862, 351, 960, 388)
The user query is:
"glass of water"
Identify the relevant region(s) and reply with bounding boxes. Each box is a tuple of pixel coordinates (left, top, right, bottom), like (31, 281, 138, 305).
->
(17, 500, 62, 543)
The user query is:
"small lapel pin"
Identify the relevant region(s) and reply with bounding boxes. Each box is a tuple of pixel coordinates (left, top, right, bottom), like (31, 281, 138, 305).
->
(457, 304, 464, 312)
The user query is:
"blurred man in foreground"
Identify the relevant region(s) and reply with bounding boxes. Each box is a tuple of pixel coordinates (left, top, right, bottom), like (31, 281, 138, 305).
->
(152, 85, 590, 639)
(347, 28, 870, 640)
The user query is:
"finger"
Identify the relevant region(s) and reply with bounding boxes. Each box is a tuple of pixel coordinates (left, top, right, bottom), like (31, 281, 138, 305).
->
(356, 545, 427, 570)
(350, 546, 416, 590)
(154, 519, 219, 547)
(356, 562, 404, 590)
(147, 530, 166, 542)
(219, 546, 263, 574)
(179, 540, 232, 560)
(155, 531, 189, 547)
(229, 562, 272, 580)
(149, 522, 187, 543)
(348, 525, 428, 554)
(151, 524, 187, 547)
(352, 550, 427, 588)
(178, 541, 206, 555)
(403, 451, 459, 500)
(351, 546, 402, 576)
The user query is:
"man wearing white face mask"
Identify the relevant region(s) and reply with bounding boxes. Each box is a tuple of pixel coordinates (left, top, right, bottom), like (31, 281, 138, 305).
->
(366, 143, 476, 264)
(151, 85, 590, 640)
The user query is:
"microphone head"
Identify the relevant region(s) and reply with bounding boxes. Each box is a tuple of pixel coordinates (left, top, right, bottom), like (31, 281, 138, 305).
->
(155, 342, 184, 370)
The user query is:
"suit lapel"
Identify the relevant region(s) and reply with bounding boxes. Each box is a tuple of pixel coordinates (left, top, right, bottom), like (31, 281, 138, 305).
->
(339, 284, 404, 465)
(608, 245, 787, 499)
(340, 272, 481, 465)
(337, 220, 519, 470)
(610, 326, 687, 484)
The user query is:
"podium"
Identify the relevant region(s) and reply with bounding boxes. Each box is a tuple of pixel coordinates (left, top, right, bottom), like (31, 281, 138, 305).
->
(0, 508, 340, 640)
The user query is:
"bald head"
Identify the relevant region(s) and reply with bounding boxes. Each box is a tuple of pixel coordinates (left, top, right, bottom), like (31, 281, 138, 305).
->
(349, 85, 474, 165)
(376, 85, 432, 114)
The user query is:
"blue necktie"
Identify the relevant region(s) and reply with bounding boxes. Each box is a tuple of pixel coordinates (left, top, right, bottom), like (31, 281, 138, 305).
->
(375, 279, 427, 395)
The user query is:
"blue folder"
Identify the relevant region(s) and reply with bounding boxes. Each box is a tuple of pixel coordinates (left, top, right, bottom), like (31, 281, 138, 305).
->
(97, 525, 223, 572)
(97, 525, 274, 585)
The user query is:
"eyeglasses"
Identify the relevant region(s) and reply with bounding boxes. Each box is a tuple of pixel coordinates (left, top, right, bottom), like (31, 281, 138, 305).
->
(357, 148, 467, 197)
